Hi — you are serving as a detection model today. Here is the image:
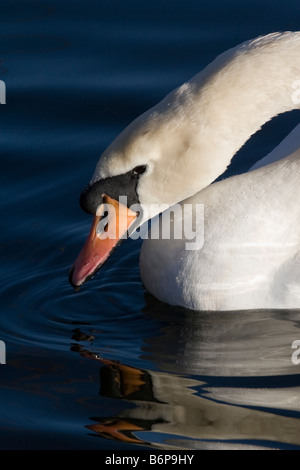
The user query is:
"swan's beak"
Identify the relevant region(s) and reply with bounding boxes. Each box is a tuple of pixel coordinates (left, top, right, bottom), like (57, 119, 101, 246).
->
(69, 194, 138, 289)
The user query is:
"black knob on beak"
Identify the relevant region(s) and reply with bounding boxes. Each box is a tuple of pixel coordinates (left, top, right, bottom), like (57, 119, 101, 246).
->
(79, 169, 142, 214)
(79, 182, 104, 214)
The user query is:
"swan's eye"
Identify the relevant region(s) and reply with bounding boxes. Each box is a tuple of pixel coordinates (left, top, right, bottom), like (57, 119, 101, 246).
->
(132, 165, 147, 176)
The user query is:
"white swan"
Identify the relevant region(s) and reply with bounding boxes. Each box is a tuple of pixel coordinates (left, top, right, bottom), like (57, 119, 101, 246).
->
(70, 32, 300, 311)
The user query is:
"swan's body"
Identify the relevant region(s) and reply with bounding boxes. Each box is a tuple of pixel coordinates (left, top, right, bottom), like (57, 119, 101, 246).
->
(70, 32, 300, 311)
(141, 134, 300, 310)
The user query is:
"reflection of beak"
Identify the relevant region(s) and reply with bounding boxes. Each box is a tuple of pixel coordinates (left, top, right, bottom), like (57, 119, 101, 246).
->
(86, 419, 145, 444)
(69, 194, 138, 289)
(101, 360, 147, 398)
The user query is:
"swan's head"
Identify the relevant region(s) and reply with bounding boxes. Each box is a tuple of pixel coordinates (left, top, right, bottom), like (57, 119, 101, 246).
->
(89, 92, 208, 209)
(69, 94, 210, 289)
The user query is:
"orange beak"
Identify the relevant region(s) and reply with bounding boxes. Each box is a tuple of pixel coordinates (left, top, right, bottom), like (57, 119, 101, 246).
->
(69, 194, 138, 289)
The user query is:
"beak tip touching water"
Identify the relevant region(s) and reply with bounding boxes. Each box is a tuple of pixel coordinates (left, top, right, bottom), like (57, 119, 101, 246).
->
(68, 265, 81, 291)
(69, 195, 138, 291)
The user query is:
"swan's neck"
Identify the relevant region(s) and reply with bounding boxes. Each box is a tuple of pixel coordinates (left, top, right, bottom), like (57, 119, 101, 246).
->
(199, 33, 299, 152)
(157, 32, 300, 198)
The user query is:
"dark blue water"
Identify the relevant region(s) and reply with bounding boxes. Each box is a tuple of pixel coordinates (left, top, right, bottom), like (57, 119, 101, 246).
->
(1, 0, 300, 450)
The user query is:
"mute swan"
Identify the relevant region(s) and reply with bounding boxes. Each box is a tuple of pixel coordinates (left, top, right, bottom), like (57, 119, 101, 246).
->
(69, 32, 300, 311)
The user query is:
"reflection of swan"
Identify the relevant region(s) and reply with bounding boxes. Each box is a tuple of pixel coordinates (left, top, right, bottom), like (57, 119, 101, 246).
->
(70, 32, 300, 311)
(74, 307, 300, 450)
(85, 358, 300, 450)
